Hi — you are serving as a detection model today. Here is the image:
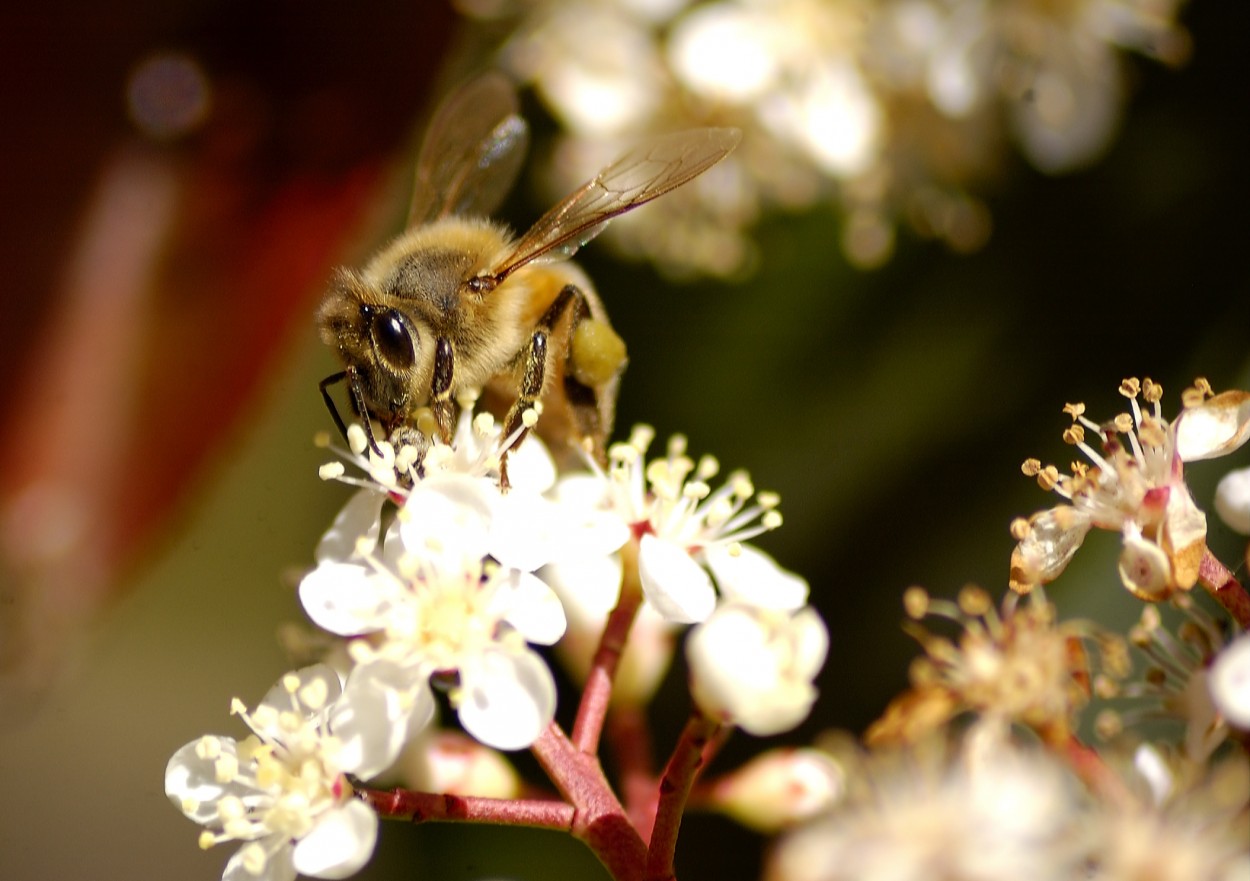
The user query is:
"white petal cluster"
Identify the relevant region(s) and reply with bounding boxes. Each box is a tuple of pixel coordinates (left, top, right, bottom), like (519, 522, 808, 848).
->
(300, 475, 568, 753)
(468, 0, 1192, 273)
(766, 726, 1087, 881)
(165, 666, 380, 881)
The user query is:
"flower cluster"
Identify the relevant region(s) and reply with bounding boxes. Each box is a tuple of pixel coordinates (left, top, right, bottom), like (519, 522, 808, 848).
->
(167, 406, 827, 880)
(461, 0, 1192, 271)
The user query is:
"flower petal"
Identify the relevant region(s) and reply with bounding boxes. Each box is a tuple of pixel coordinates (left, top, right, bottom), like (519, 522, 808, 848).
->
(495, 570, 567, 645)
(398, 474, 496, 560)
(165, 736, 253, 823)
(333, 662, 434, 779)
(542, 553, 624, 621)
(1174, 390, 1250, 461)
(292, 800, 379, 880)
(638, 533, 716, 623)
(316, 489, 385, 563)
(489, 490, 562, 573)
(457, 649, 556, 750)
(1160, 485, 1206, 590)
(299, 563, 392, 637)
(705, 543, 809, 610)
(224, 838, 296, 881)
(1009, 506, 1092, 593)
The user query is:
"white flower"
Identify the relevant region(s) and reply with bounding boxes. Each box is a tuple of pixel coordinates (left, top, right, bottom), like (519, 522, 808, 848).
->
(1011, 379, 1249, 600)
(1214, 465, 1250, 536)
(687, 602, 827, 736)
(766, 726, 1087, 881)
(165, 666, 379, 881)
(300, 478, 567, 753)
(1209, 633, 1250, 730)
(568, 425, 800, 623)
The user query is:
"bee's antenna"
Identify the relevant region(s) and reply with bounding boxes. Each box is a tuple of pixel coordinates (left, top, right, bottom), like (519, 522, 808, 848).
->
(319, 369, 384, 457)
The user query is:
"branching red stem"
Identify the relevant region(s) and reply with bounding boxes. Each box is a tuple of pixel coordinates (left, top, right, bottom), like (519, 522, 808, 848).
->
(532, 723, 647, 881)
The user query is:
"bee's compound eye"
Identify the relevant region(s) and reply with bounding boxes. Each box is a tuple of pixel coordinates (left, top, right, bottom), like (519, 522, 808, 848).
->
(370, 308, 416, 371)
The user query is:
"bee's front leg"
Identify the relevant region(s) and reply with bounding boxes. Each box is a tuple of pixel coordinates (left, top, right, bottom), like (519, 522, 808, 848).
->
(430, 336, 457, 444)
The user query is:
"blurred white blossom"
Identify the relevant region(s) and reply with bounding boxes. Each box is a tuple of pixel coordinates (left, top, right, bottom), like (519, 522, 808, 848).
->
(463, 0, 1192, 272)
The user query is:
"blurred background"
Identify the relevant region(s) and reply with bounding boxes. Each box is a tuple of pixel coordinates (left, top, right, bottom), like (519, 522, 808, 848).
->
(0, 1, 1246, 880)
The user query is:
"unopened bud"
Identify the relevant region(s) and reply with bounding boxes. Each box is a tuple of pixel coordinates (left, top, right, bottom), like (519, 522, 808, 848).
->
(710, 748, 843, 832)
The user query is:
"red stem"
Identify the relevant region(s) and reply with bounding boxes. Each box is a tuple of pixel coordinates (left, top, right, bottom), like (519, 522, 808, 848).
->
(607, 703, 658, 839)
(572, 540, 643, 754)
(1197, 549, 1250, 628)
(1062, 737, 1134, 809)
(532, 722, 647, 881)
(645, 714, 721, 881)
(359, 787, 573, 829)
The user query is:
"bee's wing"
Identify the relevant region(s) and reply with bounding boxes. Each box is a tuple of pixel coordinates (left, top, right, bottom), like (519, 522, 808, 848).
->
(407, 72, 531, 226)
(489, 127, 741, 281)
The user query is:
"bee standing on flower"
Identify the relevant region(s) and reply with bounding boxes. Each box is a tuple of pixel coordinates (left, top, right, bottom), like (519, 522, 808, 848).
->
(317, 73, 740, 479)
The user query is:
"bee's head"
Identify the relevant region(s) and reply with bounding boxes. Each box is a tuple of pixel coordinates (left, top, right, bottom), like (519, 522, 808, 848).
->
(317, 268, 431, 422)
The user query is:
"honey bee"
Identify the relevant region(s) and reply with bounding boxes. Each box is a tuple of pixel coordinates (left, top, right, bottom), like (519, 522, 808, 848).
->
(318, 73, 739, 481)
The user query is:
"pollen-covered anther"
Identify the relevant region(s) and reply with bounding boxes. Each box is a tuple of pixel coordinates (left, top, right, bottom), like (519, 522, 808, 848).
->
(1063, 402, 1085, 419)
(521, 407, 539, 428)
(904, 586, 930, 619)
(1119, 377, 1142, 398)
(957, 585, 992, 616)
(1021, 458, 1042, 477)
(319, 462, 346, 480)
(1141, 377, 1162, 403)
(1062, 424, 1084, 445)
(346, 423, 368, 456)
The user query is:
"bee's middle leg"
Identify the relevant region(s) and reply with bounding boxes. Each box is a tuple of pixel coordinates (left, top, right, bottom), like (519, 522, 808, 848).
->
(500, 285, 584, 484)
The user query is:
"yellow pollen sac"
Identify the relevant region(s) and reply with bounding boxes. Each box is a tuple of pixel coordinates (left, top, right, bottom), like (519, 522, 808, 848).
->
(757, 491, 780, 509)
(1009, 517, 1030, 540)
(1141, 378, 1163, 402)
(1062, 425, 1084, 445)
(473, 412, 496, 434)
(1112, 413, 1133, 433)
(198, 830, 216, 850)
(1120, 378, 1142, 398)
(1063, 403, 1085, 419)
(1021, 458, 1042, 476)
(762, 511, 783, 530)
